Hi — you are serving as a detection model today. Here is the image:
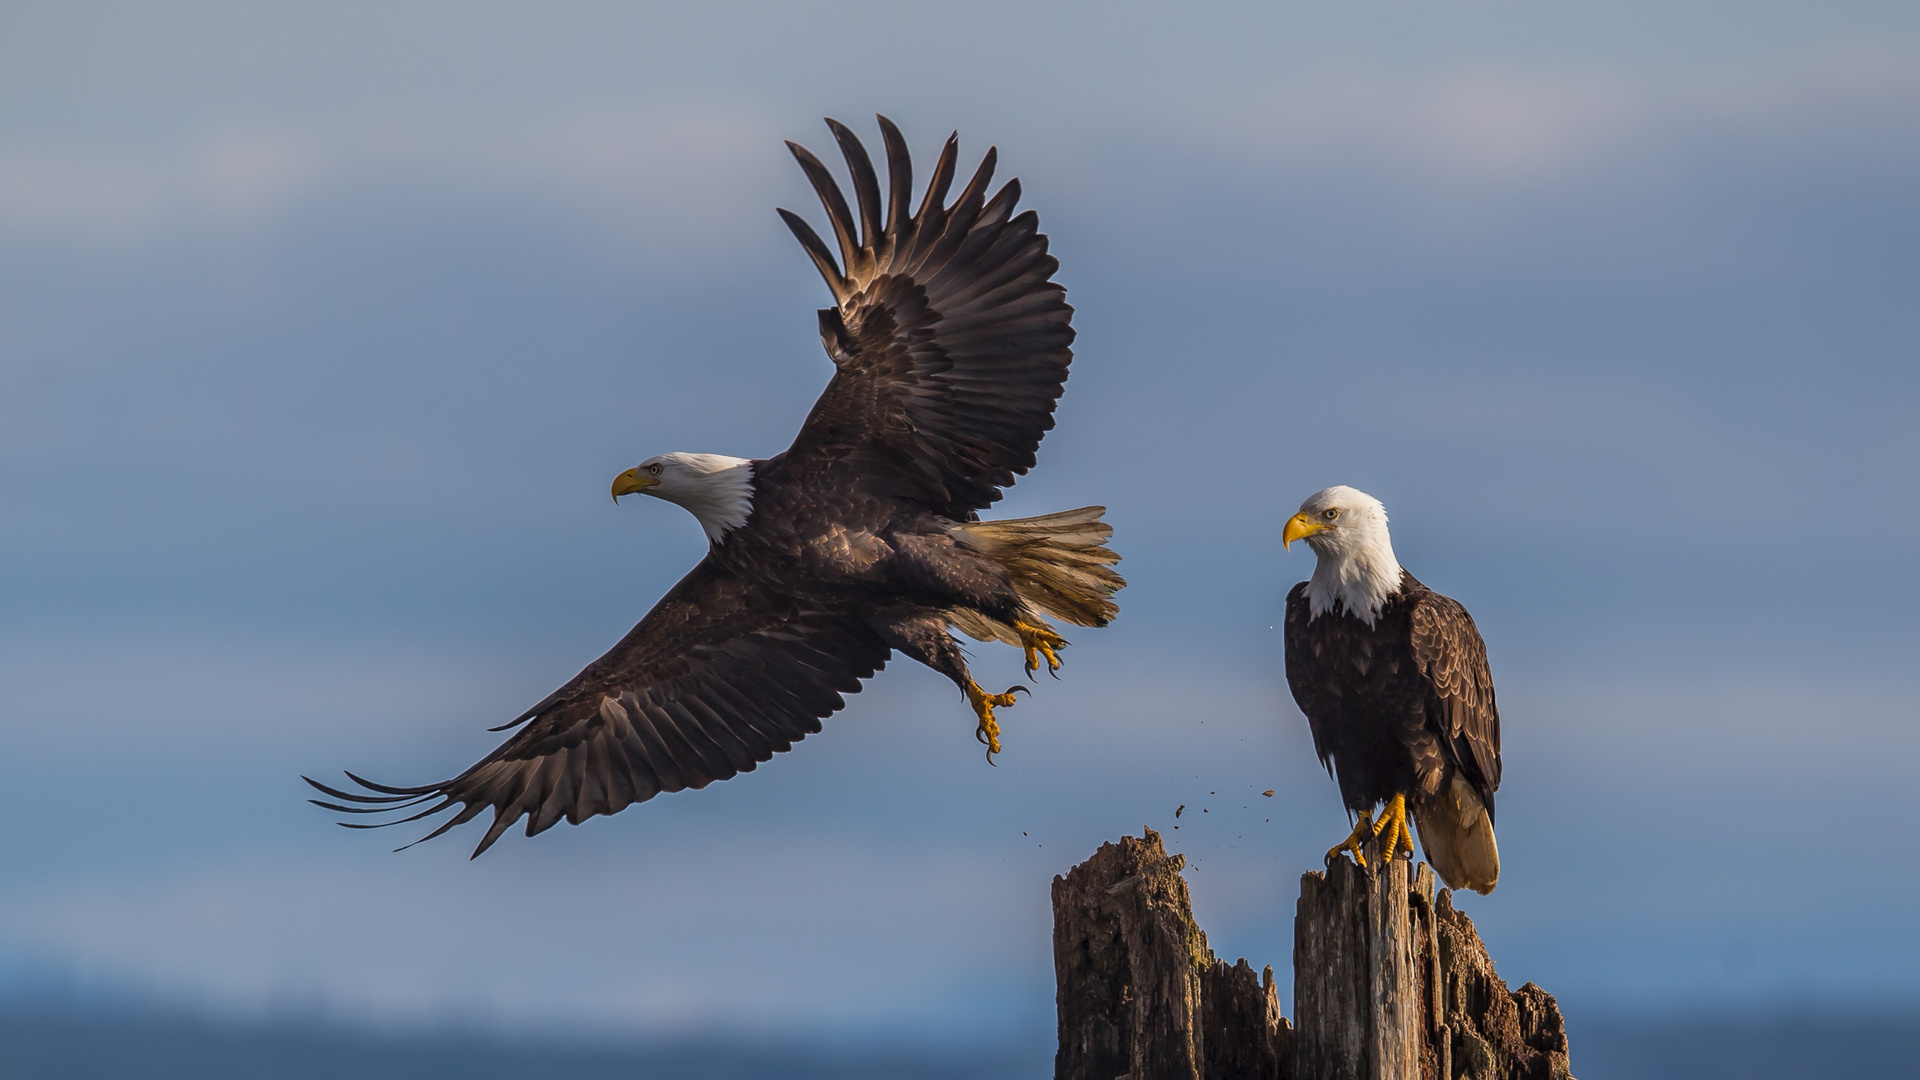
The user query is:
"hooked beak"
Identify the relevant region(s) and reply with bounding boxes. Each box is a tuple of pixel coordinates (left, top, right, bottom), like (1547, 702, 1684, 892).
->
(1282, 512, 1326, 550)
(611, 468, 659, 502)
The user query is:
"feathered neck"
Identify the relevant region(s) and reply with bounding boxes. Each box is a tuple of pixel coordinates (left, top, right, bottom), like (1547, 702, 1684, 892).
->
(657, 455, 755, 542)
(1304, 521, 1404, 627)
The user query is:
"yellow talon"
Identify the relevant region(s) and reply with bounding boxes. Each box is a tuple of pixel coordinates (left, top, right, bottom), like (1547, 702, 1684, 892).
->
(1326, 811, 1376, 869)
(1015, 620, 1068, 679)
(1371, 793, 1414, 864)
(965, 680, 1023, 762)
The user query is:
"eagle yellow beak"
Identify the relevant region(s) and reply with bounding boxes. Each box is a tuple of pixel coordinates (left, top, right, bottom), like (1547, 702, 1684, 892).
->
(611, 468, 659, 502)
(1282, 512, 1325, 550)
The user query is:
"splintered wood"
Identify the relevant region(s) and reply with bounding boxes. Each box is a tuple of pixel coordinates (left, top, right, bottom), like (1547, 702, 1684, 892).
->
(1294, 856, 1426, 1080)
(1052, 829, 1290, 1080)
(1052, 832, 1574, 1080)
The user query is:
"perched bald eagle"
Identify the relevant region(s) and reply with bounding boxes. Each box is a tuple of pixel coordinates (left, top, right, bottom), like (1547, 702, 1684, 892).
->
(308, 117, 1123, 856)
(1282, 486, 1501, 894)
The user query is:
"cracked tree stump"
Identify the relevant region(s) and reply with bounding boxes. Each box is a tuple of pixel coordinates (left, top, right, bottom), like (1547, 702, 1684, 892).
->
(1053, 832, 1573, 1080)
(1293, 854, 1427, 1080)
(1052, 829, 1291, 1080)
(1428, 889, 1573, 1080)
(1294, 855, 1573, 1080)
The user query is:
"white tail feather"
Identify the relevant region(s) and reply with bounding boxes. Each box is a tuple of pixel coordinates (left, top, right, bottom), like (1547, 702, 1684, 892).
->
(1413, 774, 1500, 894)
(947, 507, 1125, 645)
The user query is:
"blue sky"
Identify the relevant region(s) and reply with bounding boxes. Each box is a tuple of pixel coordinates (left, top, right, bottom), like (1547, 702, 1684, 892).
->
(1, 0, 1917, 1046)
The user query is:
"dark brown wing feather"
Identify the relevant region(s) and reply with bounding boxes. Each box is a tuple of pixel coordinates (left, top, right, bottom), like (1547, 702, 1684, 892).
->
(778, 115, 1074, 518)
(307, 558, 890, 856)
(1408, 592, 1502, 799)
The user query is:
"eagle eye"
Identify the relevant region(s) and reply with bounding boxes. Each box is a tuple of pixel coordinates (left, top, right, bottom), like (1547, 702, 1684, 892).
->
(1322, 508, 1340, 521)
(648, 463, 663, 476)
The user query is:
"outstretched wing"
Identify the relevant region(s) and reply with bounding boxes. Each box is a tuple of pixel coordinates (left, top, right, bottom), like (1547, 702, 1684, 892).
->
(778, 115, 1074, 519)
(1408, 592, 1502, 800)
(308, 559, 891, 857)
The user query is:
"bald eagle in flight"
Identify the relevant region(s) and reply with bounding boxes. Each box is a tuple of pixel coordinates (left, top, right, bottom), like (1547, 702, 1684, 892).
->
(1282, 486, 1501, 894)
(309, 117, 1124, 856)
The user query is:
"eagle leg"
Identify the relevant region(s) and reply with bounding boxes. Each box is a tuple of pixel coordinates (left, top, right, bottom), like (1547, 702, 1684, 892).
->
(965, 681, 1026, 762)
(1326, 811, 1376, 869)
(1015, 620, 1068, 680)
(1371, 792, 1414, 864)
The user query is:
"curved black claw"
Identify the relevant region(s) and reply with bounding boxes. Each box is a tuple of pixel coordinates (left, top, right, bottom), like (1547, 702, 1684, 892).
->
(975, 725, 1000, 767)
(1005, 685, 1029, 698)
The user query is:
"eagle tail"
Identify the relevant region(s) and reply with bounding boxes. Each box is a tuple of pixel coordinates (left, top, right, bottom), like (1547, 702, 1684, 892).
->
(947, 507, 1125, 642)
(1413, 774, 1501, 895)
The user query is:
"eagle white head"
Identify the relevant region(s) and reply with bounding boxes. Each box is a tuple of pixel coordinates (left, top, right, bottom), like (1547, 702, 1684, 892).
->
(611, 452, 755, 542)
(1283, 485, 1404, 626)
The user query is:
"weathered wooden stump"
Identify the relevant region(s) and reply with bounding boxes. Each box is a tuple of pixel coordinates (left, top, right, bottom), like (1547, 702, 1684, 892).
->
(1052, 829, 1291, 1080)
(1295, 854, 1573, 1080)
(1053, 832, 1574, 1080)
(1427, 889, 1573, 1080)
(1293, 854, 1430, 1080)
